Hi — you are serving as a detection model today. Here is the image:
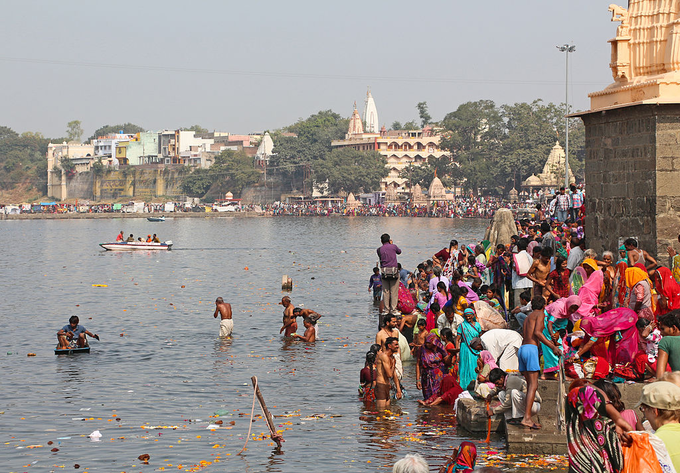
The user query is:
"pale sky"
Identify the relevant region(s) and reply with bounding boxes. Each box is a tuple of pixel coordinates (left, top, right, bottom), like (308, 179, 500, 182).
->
(0, 1, 617, 138)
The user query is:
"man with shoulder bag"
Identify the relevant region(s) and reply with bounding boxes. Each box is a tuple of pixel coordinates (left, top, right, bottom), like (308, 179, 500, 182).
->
(377, 233, 402, 316)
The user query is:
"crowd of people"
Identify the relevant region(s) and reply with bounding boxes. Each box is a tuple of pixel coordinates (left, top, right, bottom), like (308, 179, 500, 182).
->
(363, 211, 680, 472)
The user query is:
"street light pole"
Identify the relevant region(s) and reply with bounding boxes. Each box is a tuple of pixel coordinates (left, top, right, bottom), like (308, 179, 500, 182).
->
(557, 44, 575, 189)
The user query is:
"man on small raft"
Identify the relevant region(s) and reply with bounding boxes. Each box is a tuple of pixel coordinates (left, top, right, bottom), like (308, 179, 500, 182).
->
(57, 316, 99, 349)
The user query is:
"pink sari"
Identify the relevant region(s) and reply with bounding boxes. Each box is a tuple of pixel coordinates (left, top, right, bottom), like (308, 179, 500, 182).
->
(579, 307, 639, 365)
(574, 270, 603, 321)
(397, 282, 416, 314)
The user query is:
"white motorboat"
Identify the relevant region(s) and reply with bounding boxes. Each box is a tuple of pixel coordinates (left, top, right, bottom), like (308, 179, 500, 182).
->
(99, 241, 173, 251)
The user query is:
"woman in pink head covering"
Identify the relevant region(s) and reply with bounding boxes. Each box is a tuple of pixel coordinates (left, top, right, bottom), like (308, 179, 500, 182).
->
(574, 270, 604, 321)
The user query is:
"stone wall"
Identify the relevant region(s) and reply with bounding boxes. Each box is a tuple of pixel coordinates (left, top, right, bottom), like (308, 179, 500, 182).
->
(580, 104, 680, 264)
(64, 167, 187, 201)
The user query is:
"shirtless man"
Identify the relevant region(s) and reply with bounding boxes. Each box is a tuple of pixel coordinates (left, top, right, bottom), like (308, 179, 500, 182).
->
(213, 297, 233, 337)
(292, 317, 316, 343)
(376, 314, 403, 381)
(518, 296, 561, 430)
(293, 307, 322, 323)
(375, 336, 402, 409)
(279, 296, 297, 336)
(527, 246, 553, 300)
(624, 238, 657, 270)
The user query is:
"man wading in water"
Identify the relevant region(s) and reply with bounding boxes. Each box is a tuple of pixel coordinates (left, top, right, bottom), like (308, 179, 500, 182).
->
(279, 296, 297, 336)
(375, 336, 402, 409)
(213, 297, 233, 337)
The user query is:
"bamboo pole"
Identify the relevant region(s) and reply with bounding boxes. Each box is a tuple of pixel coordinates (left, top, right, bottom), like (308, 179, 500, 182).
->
(251, 376, 284, 448)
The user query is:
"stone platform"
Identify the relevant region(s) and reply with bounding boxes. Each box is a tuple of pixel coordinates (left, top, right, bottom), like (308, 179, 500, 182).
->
(458, 379, 644, 454)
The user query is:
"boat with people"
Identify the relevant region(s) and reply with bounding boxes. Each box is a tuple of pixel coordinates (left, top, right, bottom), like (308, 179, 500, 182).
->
(100, 240, 173, 251)
(55, 341, 90, 355)
(147, 216, 165, 222)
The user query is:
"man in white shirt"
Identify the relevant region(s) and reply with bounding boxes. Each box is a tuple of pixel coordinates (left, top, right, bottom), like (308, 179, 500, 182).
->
(472, 329, 523, 372)
(437, 301, 463, 336)
(511, 238, 534, 308)
(566, 237, 585, 272)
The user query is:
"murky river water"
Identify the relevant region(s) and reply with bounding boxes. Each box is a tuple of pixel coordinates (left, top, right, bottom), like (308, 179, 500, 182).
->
(1, 217, 566, 472)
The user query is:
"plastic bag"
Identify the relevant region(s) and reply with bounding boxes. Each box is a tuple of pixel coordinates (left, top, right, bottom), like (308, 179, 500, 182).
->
(621, 431, 663, 473)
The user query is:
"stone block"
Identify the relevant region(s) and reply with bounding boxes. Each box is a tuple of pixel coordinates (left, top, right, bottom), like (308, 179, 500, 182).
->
(457, 398, 503, 433)
(657, 171, 680, 196)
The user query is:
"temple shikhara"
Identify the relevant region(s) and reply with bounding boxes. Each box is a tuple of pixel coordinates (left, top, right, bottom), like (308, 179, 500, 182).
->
(592, 0, 680, 109)
(331, 88, 449, 194)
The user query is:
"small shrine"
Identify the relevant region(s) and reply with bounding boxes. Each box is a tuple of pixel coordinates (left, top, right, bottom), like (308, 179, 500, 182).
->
(522, 142, 575, 191)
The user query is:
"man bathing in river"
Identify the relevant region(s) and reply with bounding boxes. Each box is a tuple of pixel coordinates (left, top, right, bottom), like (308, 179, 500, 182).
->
(377, 314, 403, 380)
(279, 296, 297, 336)
(376, 336, 402, 409)
(213, 297, 233, 337)
(292, 317, 316, 343)
(57, 315, 98, 349)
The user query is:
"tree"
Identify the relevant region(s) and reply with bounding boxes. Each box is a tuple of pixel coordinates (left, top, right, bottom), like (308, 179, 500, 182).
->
(498, 100, 563, 191)
(391, 121, 403, 131)
(270, 110, 349, 193)
(181, 150, 260, 199)
(439, 100, 505, 193)
(66, 120, 83, 142)
(399, 155, 455, 189)
(403, 120, 419, 131)
(416, 102, 432, 127)
(183, 125, 208, 134)
(313, 148, 387, 195)
(0, 126, 50, 193)
(88, 123, 145, 142)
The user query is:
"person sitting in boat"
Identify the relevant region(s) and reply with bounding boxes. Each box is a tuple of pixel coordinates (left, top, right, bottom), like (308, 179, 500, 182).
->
(126, 234, 134, 242)
(146, 235, 152, 242)
(152, 234, 160, 243)
(137, 237, 143, 242)
(116, 231, 124, 242)
(57, 316, 98, 349)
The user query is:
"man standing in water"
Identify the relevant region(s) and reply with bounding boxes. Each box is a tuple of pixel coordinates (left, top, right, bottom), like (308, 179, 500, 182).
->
(375, 336, 402, 409)
(518, 296, 561, 429)
(376, 314, 404, 386)
(213, 297, 233, 337)
(377, 233, 401, 316)
(279, 296, 297, 336)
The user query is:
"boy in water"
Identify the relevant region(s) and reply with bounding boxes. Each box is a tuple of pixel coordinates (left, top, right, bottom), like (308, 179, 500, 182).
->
(57, 315, 99, 349)
(517, 296, 561, 430)
(368, 267, 382, 302)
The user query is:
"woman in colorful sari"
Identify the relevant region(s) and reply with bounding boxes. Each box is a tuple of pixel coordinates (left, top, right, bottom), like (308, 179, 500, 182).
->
(415, 333, 449, 400)
(439, 441, 477, 473)
(612, 259, 629, 309)
(596, 252, 613, 308)
(566, 385, 623, 473)
(669, 239, 680, 285)
(474, 244, 490, 285)
(576, 307, 640, 367)
(651, 266, 680, 317)
(488, 244, 510, 306)
(457, 308, 482, 391)
(574, 264, 603, 321)
(542, 296, 581, 378)
(625, 266, 655, 322)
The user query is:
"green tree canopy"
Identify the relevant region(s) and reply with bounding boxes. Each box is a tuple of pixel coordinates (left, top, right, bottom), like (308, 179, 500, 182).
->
(181, 149, 260, 199)
(182, 125, 209, 134)
(313, 147, 387, 195)
(66, 120, 83, 142)
(0, 126, 50, 193)
(416, 102, 432, 127)
(88, 123, 145, 142)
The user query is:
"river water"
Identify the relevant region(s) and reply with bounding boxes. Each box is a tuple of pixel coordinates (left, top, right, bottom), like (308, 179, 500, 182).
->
(1, 217, 566, 472)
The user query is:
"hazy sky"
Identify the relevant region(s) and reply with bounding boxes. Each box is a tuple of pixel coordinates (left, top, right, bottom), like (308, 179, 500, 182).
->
(1, 1, 618, 138)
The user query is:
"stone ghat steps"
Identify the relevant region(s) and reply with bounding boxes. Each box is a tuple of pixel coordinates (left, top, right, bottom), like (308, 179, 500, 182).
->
(458, 379, 644, 454)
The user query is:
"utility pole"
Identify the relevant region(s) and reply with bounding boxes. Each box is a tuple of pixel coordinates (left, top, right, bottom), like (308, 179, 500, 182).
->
(557, 43, 576, 189)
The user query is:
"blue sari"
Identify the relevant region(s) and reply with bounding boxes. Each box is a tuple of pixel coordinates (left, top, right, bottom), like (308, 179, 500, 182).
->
(458, 320, 481, 391)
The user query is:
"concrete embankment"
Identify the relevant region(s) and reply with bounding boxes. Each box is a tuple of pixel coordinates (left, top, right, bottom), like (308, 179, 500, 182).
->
(458, 379, 643, 454)
(0, 212, 266, 220)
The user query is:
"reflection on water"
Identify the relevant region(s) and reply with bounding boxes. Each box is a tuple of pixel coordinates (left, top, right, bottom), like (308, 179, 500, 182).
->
(0, 217, 564, 472)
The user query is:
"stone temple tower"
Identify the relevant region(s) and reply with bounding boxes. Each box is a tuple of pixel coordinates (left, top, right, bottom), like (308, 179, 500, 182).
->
(363, 88, 379, 133)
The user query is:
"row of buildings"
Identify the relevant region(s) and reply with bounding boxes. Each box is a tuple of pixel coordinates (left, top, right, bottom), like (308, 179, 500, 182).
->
(46, 130, 275, 199)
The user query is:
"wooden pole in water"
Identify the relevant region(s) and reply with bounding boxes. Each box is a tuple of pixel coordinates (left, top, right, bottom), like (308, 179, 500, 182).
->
(251, 376, 284, 448)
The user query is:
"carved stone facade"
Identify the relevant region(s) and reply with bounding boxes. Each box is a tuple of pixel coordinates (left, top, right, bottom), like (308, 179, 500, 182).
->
(594, 1, 680, 109)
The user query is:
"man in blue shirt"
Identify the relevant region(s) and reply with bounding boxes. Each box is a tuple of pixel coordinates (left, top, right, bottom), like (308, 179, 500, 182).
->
(57, 316, 98, 349)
